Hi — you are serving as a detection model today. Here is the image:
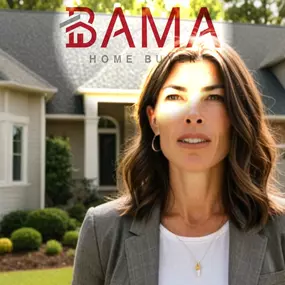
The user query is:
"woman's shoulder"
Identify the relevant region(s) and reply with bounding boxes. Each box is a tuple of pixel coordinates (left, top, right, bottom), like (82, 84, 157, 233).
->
(84, 197, 132, 234)
(264, 196, 285, 236)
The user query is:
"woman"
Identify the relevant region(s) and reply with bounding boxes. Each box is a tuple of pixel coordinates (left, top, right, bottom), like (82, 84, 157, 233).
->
(72, 40, 285, 285)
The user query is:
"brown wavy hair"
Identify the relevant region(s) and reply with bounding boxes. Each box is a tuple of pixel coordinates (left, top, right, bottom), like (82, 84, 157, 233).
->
(115, 41, 285, 231)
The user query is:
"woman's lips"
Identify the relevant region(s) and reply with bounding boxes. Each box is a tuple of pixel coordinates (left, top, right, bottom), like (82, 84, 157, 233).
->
(177, 140, 210, 149)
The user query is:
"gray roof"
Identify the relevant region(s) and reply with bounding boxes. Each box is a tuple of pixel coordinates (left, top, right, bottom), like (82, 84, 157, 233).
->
(0, 9, 285, 114)
(260, 38, 285, 68)
(0, 47, 56, 90)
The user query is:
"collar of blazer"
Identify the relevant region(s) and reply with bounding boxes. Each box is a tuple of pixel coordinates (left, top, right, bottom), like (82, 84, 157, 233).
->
(125, 200, 268, 285)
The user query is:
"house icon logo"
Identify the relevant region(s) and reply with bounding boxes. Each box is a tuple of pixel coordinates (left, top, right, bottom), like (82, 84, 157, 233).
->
(59, 7, 96, 48)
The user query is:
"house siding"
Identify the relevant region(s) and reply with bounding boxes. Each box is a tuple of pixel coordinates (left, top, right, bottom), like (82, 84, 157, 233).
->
(0, 186, 28, 219)
(26, 94, 42, 209)
(46, 121, 85, 180)
(0, 90, 4, 112)
(8, 90, 29, 117)
(0, 89, 43, 218)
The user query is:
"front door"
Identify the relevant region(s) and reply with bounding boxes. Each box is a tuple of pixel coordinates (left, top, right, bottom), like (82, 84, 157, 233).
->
(99, 133, 116, 186)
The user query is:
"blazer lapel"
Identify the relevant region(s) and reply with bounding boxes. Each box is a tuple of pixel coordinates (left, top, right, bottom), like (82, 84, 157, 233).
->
(125, 203, 161, 285)
(229, 218, 268, 285)
(125, 202, 268, 285)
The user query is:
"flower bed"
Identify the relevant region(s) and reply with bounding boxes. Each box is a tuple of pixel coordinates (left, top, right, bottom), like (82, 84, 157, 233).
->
(0, 245, 74, 272)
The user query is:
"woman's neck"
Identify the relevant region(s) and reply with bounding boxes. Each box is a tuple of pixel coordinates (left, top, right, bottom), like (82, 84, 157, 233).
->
(164, 162, 226, 224)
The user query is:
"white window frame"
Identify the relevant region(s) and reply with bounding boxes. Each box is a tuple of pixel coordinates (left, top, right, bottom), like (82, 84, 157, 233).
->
(0, 112, 29, 187)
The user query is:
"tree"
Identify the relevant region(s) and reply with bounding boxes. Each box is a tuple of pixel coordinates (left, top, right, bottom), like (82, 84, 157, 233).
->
(188, 0, 224, 20)
(46, 136, 73, 207)
(275, 0, 285, 24)
(0, 0, 9, 8)
(1, 0, 62, 10)
(80, 0, 135, 13)
(224, 0, 276, 24)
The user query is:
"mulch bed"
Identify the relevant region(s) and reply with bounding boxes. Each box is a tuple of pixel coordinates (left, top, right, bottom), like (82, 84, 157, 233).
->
(0, 245, 74, 272)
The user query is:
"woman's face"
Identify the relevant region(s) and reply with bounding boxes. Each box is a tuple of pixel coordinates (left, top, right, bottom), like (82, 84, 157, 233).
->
(147, 59, 231, 172)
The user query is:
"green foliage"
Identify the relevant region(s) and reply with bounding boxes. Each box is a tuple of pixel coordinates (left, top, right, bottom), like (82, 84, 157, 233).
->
(0, 238, 13, 254)
(62, 231, 79, 248)
(0, 210, 31, 237)
(66, 248, 75, 257)
(1, 0, 62, 10)
(224, 0, 277, 24)
(188, 0, 224, 20)
(46, 136, 73, 207)
(67, 218, 78, 231)
(70, 178, 105, 209)
(67, 203, 86, 223)
(11, 228, 42, 252)
(25, 208, 69, 242)
(45, 240, 63, 255)
(80, 0, 135, 13)
(0, 0, 9, 8)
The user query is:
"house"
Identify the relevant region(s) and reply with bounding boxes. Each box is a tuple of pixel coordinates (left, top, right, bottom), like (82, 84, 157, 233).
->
(0, 8, 285, 218)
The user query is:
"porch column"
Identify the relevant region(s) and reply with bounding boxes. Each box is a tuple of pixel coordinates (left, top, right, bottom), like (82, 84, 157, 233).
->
(84, 96, 99, 186)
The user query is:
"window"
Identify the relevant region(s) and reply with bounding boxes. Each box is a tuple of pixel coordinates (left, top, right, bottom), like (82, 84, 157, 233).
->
(0, 112, 28, 187)
(12, 125, 23, 181)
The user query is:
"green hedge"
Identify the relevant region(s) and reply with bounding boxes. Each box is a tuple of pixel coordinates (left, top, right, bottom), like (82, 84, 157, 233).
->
(62, 231, 78, 248)
(11, 228, 42, 252)
(45, 240, 63, 255)
(25, 208, 69, 242)
(0, 210, 31, 237)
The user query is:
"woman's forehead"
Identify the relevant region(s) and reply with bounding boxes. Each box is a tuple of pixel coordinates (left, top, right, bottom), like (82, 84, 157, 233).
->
(161, 60, 223, 91)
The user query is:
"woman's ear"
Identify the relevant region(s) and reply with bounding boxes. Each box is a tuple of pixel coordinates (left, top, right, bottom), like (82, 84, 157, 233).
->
(146, 105, 159, 135)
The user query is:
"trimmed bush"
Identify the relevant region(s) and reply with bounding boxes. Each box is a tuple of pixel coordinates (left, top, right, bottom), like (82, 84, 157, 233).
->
(11, 228, 42, 252)
(45, 240, 63, 255)
(0, 210, 31, 237)
(66, 248, 75, 257)
(67, 203, 86, 223)
(67, 218, 78, 231)
(0, 238, 13, 254)
(25, 208, 69, 242)
(62, 231, 78, 248)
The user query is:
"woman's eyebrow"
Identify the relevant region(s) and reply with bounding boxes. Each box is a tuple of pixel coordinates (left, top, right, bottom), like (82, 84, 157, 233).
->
(162, 84, 225, 92)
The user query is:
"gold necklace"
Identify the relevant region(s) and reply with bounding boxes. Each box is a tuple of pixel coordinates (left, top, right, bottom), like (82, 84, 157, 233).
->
(174, 216, 227, 277)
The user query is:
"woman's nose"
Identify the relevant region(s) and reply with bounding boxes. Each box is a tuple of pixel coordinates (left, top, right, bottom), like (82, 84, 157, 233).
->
(184, 102, 204, 124)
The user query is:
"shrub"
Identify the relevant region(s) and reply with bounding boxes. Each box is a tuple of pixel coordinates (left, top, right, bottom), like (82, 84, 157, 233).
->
(62, 231, 78, 248)
(25, 208, 69, 242)
(67, 218, 78, 231)
(67, 203, 86, 223)
(11, 228, 42, 252)
(0, 210, 31, 237)
(66, 248, 75, 258)
(0, 238, 13, 254)
(45, 240, 63, 255)
(46, 136, 73, 207)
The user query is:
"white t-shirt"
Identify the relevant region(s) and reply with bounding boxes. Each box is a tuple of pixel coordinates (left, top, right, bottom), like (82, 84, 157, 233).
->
(158, 220, 229, 285)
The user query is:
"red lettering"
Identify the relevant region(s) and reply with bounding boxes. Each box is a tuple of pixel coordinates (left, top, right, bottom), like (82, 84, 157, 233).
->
(187, 7, 219, 48)
(101, 7, 135, 48)
(142, 7, 180, 48)
(65, 7, 97, 48)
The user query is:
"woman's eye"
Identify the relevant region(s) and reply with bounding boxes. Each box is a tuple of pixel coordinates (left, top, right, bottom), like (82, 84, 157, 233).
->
(165, 94, 181, 100)
(206, 94, 224, 101)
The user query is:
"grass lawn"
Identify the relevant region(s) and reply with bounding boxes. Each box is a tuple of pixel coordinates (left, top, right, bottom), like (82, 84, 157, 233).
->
(0, 267, 73, 285)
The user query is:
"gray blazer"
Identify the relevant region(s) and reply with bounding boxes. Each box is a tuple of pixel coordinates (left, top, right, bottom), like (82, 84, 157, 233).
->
(72, 198, 285, 285)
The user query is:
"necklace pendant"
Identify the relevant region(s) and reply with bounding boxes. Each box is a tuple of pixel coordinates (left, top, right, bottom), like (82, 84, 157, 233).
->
(195, 262, 201, 277)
